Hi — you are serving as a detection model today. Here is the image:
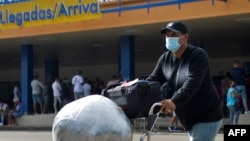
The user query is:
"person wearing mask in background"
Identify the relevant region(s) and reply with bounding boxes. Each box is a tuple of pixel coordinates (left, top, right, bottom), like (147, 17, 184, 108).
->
(72, 70, 84, 100)
(31, 72, 44, 115)
(231, 60, 250, 114)
(146, 21, 223, 141)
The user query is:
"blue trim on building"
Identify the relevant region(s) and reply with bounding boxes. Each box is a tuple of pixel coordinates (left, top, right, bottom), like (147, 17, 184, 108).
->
(101, 0, 199, 13)
(0, 0, 30, 5)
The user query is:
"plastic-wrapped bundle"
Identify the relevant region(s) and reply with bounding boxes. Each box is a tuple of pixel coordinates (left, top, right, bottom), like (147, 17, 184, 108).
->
(52, 95, 133, 141)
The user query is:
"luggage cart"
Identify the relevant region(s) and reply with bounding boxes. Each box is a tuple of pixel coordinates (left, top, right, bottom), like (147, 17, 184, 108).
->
(139, 103, 163, 141)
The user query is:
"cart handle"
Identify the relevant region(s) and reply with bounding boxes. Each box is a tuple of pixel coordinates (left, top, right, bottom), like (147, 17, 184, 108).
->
(148, 102, 162, 115)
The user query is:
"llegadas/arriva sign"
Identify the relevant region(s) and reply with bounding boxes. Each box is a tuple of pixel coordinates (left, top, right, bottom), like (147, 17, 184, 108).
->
(0, 0, 102, 29)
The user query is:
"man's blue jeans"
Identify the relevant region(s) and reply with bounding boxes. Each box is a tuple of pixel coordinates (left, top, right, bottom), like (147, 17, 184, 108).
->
(188, 119, 223, 141)
(235, 85, 249, 112)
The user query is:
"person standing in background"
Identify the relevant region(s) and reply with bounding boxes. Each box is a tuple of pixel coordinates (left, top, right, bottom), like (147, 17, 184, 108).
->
(106, 75, 120, 88)
(82, 78, 91, 97)
(52, 77, 62, 114)
(221, 72, 232, 117)
(231, 60, 250, 114)
(0, 99, 9, 126)
(13, 82, 21, 102)
(43, 82, 51, 114)
(72, 70, 84, 100)
(30, 72, 44, 115)
(168, 112, 183, 132)
(227, 80, 240, 125)
(61, 77, 73, 107)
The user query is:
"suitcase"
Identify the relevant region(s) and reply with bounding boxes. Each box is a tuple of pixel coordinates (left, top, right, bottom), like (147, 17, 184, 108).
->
(102, 79, 162, 119)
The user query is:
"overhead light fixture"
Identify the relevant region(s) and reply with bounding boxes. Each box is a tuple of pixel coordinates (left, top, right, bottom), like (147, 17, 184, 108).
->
(125, 29, 145, 33)
(12, 57, 20, 61)
(69, 54, 77, 57)
(38, 37, 58, 41)
(91, 43, 102, 47)
(135, 48, 144, 52)
(235, 17, 250, 22)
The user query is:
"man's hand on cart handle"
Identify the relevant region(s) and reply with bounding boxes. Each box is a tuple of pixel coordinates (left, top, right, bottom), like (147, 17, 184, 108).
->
(160, 99, 176, 114)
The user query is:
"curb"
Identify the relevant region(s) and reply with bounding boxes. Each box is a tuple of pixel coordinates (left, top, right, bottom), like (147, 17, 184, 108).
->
(0, 126, 52, 131)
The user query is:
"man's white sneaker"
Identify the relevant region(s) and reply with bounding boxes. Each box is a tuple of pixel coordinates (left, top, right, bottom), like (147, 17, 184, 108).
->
(245, 111, 250, 114)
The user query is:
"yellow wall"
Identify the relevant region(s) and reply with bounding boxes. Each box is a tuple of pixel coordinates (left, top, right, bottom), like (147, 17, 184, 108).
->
(0, 0, 249, 39)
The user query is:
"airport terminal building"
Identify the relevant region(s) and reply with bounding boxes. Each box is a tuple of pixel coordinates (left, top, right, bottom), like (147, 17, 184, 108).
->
(0, 0, 250, 113)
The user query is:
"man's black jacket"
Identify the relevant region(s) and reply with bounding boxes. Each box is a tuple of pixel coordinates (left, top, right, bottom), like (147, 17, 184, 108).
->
(147, 45, 223, 130)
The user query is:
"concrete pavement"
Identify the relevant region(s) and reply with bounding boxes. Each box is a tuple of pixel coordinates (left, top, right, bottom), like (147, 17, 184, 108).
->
(0, 131, 224, 141)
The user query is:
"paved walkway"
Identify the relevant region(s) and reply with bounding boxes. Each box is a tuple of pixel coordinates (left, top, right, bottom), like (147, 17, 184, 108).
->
(0, 131, 223, 141)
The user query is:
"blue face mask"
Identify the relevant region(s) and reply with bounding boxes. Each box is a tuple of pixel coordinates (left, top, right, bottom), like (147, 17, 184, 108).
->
(165, 37, 181, 52)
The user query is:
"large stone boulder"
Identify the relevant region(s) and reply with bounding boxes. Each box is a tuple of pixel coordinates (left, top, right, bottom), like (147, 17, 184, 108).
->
(52, 95, 133, 141)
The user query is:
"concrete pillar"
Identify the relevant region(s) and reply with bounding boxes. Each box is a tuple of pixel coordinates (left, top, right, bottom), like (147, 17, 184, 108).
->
(21, 44, 33, 114)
